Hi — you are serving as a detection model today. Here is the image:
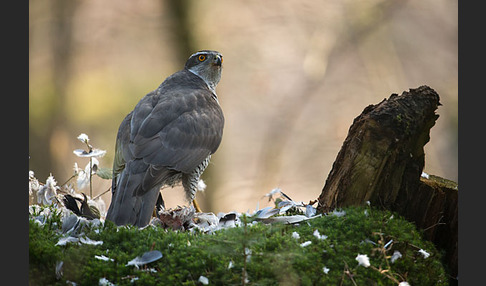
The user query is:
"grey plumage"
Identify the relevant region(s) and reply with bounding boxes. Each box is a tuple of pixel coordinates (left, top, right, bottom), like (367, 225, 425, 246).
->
(106, 50, 224, 227)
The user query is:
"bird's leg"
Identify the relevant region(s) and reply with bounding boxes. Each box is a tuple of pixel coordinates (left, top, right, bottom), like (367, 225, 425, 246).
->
(182, 173, 203, 212)
(183, 156, 211, 213)
(192, 199, 202, 212)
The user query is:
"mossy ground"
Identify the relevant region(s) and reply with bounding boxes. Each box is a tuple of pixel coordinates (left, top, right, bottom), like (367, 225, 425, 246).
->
(29, 206, 448, 285)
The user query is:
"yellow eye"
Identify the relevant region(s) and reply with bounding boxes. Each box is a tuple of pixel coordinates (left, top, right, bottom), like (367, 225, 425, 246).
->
(198, 55, 206, 61)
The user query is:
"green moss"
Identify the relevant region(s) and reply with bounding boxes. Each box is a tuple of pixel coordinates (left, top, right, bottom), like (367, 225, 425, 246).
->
(29, 206, 448, 285)
(422, 174, 458, 191)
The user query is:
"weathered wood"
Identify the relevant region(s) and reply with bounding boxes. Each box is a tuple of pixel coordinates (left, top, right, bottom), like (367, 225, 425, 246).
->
(414, 175, 458, 278)
(316, 85, 457, 279)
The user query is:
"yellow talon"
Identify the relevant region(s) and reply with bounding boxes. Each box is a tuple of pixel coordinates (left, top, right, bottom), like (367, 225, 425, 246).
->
(193, 199, 202, 212)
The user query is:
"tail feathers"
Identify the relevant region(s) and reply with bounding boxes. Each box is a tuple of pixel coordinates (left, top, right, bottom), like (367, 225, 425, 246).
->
(106, 171, 161, 227)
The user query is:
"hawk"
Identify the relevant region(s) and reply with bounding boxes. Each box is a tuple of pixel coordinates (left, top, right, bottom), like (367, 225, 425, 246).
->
(106, 50, 224, 227)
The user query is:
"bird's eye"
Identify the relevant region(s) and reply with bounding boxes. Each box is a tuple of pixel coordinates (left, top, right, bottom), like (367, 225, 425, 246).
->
(198, 55, 206, 61)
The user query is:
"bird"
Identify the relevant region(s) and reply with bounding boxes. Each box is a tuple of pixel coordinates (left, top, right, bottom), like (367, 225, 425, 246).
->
(106, 50, 224, 227)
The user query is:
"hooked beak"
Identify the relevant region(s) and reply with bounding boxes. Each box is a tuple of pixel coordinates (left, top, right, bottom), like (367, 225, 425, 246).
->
(213, 55, 223, 67)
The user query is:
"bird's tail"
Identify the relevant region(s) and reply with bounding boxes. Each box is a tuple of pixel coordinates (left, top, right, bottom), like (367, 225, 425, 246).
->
(106, 170, 160, 227)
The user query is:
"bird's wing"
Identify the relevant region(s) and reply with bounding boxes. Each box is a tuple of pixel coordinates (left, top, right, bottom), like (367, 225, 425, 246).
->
(107, 71, 224, 226)
(129, 83, 224, 174)
(112, 111, 132, 178)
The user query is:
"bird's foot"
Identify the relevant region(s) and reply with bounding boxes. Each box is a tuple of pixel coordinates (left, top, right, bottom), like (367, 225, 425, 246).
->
(192, 199, 202, 212)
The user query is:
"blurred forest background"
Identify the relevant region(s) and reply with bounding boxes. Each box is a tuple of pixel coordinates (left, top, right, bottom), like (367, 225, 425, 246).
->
(29, 0, 457, 213)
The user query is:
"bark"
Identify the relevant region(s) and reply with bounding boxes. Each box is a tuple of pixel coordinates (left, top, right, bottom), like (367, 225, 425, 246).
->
(414, 175, 458, 279)
(316, 85, 457, 280)
(29, 0, 79, 180)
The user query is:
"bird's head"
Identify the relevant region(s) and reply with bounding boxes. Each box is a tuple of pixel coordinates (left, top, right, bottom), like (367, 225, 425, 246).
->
(185, 50, 223, 91)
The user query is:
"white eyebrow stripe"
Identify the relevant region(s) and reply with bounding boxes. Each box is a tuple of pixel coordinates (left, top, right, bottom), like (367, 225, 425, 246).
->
(190, 51, 222, 58)
(190, 51, 208, 58)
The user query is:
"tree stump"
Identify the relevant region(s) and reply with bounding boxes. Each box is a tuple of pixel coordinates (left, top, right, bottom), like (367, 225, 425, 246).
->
(316, 85, 457, 280)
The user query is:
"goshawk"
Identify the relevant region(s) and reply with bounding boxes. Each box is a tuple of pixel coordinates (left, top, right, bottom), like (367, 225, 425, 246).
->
(106, 50, 224, 227)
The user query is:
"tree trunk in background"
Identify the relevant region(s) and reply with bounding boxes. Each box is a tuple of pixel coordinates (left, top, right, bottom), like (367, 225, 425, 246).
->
(164, 0, 197, 64)
(316, 86, 457, 282)
(163, 0, 217, 211)
(29, 0, 79, 181)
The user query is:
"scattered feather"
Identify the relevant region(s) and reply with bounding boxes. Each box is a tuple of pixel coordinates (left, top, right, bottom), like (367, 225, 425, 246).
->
(95, 255, 114, 262)
(355, 254, 370, 267)
(418, 249, 430, 259)
(37, 174, 59, 205)
(198, 275, 209, 285)
(55, 261, 63, 279)
(384, 239, 393, 249)
(62, 193, 100, 220)
(141, 268, 158, 273)
(258, 214, 321, 224)
(263, 188, 282, 201)
(313, 229, 327, 240)
(196, 179, 207, 192)
(98, 277, 115, 286)
(291, 231, 300, 240)
(242, 269, 250, 284)
(278, 200, 302, 214)
(61, 214, 80, 234)
(193, 212, 220, 232)
(56, 236, 80, 246)
(245, 247, 252, 263)
(253, 207, 279, 219)
(390, 250, 402, 263)
(126, 250, 163, 267)
(75, 158, 100, 190)
(332, 209, 346, 217)
(362, 238, 377, 245)
(80, 237, 103, 246)
(305, 205, 316, 217)
(300, 241, 312, 247)
(218, 212, 238, 228)
(29, 171, 40, 197)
